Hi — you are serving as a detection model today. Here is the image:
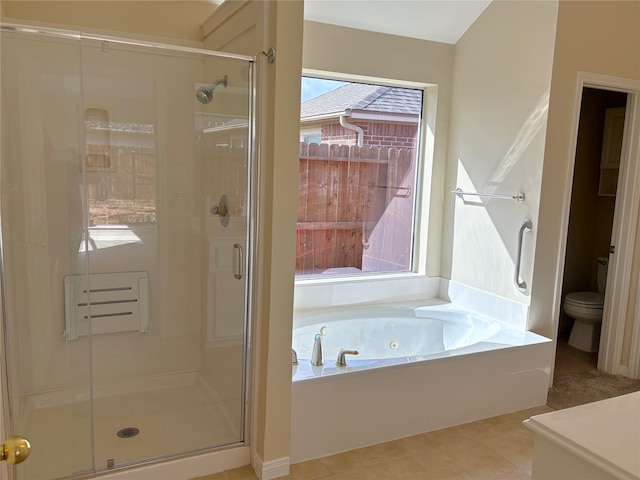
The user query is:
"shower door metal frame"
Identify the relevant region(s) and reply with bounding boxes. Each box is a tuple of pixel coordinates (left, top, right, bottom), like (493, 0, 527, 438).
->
(242, 55, 258, 451)
(0, 22, 257, 478)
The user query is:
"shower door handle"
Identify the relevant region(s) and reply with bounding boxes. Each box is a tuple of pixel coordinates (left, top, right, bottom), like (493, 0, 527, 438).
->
(514, 220, 532, 293)
(1, 435, 31, 464)
(234, 243, 244, 280)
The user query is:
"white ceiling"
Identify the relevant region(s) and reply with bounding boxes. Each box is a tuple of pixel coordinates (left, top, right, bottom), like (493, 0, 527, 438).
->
(303, 0, 492, 44)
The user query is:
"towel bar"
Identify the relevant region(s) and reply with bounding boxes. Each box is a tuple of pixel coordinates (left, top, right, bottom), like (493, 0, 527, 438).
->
(452, 188, 525, 204)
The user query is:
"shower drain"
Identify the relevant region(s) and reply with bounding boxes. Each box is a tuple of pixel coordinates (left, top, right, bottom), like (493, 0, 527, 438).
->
(117, 427, 140, 439)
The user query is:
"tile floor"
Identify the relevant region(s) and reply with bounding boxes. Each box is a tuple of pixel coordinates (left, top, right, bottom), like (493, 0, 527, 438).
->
(195, 340, 596, 480)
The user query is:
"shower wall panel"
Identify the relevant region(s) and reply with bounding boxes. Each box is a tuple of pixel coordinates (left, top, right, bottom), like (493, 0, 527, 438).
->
(1, 29, 95, 476)
(79, 40, 204, 386)
(1, 32, 92, 399)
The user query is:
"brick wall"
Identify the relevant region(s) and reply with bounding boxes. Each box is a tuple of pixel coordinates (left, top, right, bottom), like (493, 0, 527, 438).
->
(320, 121, 418, 148)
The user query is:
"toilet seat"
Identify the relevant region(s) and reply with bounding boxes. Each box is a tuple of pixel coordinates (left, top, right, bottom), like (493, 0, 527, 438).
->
(565, 292, 604, 309)
(563, 291, 604, 324)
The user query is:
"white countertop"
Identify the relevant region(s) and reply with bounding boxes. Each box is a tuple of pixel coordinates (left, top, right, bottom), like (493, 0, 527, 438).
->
(524, 391, 640, 480)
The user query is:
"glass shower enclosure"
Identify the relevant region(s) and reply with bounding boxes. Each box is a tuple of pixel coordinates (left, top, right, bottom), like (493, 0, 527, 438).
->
(0, 25, 254, 479)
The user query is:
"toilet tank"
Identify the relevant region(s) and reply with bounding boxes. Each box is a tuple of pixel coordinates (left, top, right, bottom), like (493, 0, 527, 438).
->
(597, 257, 609, 293)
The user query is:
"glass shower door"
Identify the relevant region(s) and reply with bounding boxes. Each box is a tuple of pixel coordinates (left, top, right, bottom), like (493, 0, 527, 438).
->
(1, 25, 253, 479)
(78, 38, 253, 472)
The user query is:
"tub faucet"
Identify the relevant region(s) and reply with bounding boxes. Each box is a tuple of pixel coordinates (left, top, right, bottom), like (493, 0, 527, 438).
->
(336, 348, 359, 366)
(291, 348, 298, 365)
(311, 333, 323, 366)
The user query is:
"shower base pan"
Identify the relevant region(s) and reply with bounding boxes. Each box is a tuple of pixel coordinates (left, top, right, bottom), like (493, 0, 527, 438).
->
(18, 372, 241, 480)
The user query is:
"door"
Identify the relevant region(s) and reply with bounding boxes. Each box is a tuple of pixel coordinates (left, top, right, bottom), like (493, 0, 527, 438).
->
(559, 89, 626, 352)
(559, 74, 640, 378)
(599, 88, 640, 376)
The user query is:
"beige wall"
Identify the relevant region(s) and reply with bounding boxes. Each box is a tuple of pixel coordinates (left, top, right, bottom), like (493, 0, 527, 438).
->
(202, 0, 303, 466)
(1, 0, 216, 45)
(624, 206, 640, 367)
(530, 0, 640, 353)
(258, 4, 303, 461)
(444, 0, 558, 304)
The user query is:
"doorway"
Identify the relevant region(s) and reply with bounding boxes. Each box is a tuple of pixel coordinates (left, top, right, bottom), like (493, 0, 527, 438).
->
(556, 87, 627, 376)
(553, 67, 640, 385)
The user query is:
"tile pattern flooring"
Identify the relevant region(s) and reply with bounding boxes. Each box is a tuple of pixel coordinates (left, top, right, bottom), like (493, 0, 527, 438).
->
(195, 339, 597, 480)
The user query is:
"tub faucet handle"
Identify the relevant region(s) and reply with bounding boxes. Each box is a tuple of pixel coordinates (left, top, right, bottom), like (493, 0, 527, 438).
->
(291, 348, 298, 365)
(336, 349, 359, 367)
(311, 334, 324, 366)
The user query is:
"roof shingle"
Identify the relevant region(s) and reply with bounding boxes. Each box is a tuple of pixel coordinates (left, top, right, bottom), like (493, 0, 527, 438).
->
(301, 82, 422, 119)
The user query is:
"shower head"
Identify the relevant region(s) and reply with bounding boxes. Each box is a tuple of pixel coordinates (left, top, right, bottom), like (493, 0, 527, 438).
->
(196, 75, 228, 104)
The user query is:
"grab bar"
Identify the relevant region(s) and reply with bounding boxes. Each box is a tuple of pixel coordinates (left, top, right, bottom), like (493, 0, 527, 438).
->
(233, 243, 243, 280)
(514, 220, 532, 292)
(452, 188, 525, 204)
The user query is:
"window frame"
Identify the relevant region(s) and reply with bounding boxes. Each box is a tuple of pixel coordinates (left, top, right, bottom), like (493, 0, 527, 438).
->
(295, 70, 434, 299)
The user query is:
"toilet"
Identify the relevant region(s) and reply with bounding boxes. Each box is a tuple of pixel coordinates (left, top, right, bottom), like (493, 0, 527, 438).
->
(563, 257, 608, 352)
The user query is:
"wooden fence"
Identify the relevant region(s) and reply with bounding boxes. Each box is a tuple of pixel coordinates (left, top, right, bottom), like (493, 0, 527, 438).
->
(86, 144, 156, 225)
(296, 142, 415, 275)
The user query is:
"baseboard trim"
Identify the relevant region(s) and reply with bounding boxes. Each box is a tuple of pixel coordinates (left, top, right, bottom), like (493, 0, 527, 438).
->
(252, 454, 290, 480)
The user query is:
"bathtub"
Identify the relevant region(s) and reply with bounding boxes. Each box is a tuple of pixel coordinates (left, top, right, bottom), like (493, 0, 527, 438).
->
(290, 301, 552, 462)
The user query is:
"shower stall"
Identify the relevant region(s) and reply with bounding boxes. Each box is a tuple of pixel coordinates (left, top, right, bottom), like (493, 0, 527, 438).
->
(0, 24, 255, 479)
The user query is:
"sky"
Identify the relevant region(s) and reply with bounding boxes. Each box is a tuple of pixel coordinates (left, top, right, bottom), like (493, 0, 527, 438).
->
(301, 77, 347, 102)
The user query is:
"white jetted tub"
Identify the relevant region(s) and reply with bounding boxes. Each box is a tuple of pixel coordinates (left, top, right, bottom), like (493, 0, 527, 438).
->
(290, 301, 552, 462)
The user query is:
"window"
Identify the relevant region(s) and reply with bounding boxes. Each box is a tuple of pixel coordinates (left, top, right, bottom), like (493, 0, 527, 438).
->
(82, 108, 156, 252)
(85, 108, 156, 228)
(300, 130, 321, 144)
(296, 76, 424, 278)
